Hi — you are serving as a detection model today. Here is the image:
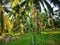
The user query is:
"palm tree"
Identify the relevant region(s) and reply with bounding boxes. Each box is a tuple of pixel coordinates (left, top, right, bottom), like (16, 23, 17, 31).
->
(10, 0, 60, 31)
(10, 0, 60, 45)
(0, 0, 60, 44)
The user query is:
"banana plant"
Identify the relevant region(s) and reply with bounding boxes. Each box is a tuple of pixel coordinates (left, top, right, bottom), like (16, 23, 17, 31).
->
(0, 0, 13, 35)
(4, 15, 13, 34)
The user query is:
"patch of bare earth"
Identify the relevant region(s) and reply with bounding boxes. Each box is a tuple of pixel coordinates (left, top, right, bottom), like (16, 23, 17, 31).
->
(48, 41, 59, 45)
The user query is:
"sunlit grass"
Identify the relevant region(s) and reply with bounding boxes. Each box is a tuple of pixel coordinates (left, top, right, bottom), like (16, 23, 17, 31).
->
(41, 31, 60, 34)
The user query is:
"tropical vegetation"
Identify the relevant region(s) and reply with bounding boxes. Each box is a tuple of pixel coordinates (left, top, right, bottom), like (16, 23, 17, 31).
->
(0, 0, 60, 45)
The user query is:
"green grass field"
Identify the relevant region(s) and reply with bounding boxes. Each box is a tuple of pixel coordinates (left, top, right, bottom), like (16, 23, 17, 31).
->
(0, 33, 60, 45)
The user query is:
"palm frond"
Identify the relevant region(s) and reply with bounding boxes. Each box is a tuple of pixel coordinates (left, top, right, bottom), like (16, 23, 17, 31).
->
(50, 0, 60, 7)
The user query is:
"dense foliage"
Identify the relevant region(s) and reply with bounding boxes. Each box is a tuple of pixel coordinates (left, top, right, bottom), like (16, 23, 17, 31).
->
(0, 1, 60, 45)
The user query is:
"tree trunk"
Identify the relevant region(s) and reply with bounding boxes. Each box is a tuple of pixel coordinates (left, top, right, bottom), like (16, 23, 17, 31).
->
(33, 5, 38, 45)
(0, 4, 4, 35)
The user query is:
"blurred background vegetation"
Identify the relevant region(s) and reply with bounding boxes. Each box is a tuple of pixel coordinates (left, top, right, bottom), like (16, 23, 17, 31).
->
(0, 0, 60, 45)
